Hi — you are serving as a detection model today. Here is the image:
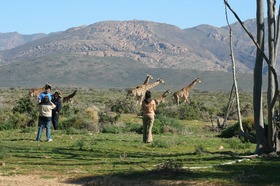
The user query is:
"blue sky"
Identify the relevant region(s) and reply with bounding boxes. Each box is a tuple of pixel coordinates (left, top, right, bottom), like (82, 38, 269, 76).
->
(0, 0, 272, 35)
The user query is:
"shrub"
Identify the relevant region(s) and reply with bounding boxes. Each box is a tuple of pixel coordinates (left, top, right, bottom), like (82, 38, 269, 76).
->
(0, 121, 14, 130)
(224, 139, 252, 150)
(219, 117, 255, 139)
(110, 98, 138, 113)
(72, 138, 96, 150)
(124, 122, 142, 133)
(12, 97, 37, 120)
(219, 124, 239, 138)
(60, 112, 100, 133)
(85, 107, 99, 123)
(242, 117, 254, 133)
(101, 124, 123, 134)
(153, 116, 184, 134)
(10, 97, 38, 127)
(98, 111, 120, 125)
(0, 112, 35, 130)
(156, 101, 206, 120)
(20, 127, 36, 133)
(178, 101, 202, 120)
(60, 104, 80, 117)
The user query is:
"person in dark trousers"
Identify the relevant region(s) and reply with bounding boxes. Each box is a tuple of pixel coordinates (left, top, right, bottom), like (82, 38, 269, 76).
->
(51, 90, 62, 130)
(141, 90, 156, 143)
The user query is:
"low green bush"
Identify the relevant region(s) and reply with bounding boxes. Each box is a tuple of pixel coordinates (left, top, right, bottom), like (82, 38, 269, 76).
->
(12, 97, 38, 120)
(101, 124, 123, 134)
(124, 122, 142, 133)
(224, 138, 252, 150)
(60, 114, 99, 133)
(153, 116, 184, 134)
(110, 98, 138, 114)
(219, 117, 255, 140)
(98, 111, 120, 125)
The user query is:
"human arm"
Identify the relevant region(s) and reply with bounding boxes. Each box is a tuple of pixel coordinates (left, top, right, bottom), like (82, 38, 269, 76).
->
(51, 102, 56, 109)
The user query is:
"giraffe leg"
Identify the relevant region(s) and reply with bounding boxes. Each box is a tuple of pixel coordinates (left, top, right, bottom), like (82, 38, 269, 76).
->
(174, 95, 179, 105)
(182, 95, 189, 104)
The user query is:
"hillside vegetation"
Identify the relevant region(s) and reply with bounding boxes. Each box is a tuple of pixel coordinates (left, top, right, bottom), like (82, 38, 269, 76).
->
(0, 54, 267, 92)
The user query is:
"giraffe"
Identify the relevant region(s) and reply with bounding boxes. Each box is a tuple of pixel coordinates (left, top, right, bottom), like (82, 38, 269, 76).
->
(142, 74, 153, 86)
(63, 89, 77, 104)
(29, 86, 45, 98)
(155, 90, 171, 104)
(173, 78, 202, 105)
(134, 78, 165, 105)
(28, 83, 51, 98)
(127, 74, 153, 97)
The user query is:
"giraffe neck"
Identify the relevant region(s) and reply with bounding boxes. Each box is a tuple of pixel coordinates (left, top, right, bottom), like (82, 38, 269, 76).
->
(183, 79, 199, 91)
(145, 81, 160, 90)
(143, 76, 151, 85)
(162, 90, 170, 97)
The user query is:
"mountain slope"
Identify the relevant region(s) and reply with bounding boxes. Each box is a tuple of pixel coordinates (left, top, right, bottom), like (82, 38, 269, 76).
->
(0, 19, 274, 90)
(0, 32, 47, 51)
(0, 20, 262, 73)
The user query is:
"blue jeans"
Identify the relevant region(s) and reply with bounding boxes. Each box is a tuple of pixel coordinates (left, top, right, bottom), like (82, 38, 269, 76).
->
(36, 119, 51, 141)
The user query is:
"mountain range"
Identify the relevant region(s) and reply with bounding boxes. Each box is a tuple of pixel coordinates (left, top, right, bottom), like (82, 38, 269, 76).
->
(0, 19, 273, 91)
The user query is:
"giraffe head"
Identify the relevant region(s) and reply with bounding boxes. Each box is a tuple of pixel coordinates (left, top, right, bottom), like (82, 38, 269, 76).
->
(196, 78, 202, 84)
(147, 74, 153, 80)
(157, 78, 165, 84)
(163, 89, 171, 97)
(29, 89, 35, 97)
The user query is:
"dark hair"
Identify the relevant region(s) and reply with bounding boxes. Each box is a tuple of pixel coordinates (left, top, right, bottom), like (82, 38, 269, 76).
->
(42, 95, 50, 103)
(144, 90, 152, 103)
(145, 90, 151, 98)
(45, 83, 52, 90)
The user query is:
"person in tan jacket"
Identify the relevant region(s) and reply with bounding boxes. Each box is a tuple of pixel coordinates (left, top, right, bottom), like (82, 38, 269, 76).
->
(36, 95, 56, 142)
(141, 90, 156, 143)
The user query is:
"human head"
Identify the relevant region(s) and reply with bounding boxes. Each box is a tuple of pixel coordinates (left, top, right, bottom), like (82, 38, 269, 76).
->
(44, 83, 52, 93)
(54, 90, 62, 98)
(42, 95, 50, 103)
(45, 83, 52, 90)
(145, 90, 151, 99)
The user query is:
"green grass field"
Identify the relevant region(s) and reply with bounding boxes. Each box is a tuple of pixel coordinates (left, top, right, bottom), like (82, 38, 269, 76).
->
(0, 88, 280, 185)
(1, 119, 279, 185)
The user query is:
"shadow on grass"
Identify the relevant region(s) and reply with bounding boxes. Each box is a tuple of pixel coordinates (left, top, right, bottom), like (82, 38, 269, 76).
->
(2, 138, 35, 141)
(2, 140, 280, 185)
(66, 159, 280, 186)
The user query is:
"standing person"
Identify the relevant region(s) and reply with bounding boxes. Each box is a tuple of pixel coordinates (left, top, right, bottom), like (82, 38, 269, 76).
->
(52, 90, 62, 130)
(38, 83, 52, 103)
(141, 90, 156, 143)
(36, 95, 56, 142)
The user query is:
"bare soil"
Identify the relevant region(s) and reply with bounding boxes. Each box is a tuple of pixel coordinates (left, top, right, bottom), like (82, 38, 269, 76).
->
(0, 174, 231, 186)
(0, 175, 83, 186)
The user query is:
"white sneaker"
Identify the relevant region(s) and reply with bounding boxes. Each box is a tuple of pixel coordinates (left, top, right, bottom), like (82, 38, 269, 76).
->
(47, 139, 53, 142)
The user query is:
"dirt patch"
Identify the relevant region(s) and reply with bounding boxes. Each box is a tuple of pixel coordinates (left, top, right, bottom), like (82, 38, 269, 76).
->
(0, 175, 83, 186)
(0, 174, 234, 186)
